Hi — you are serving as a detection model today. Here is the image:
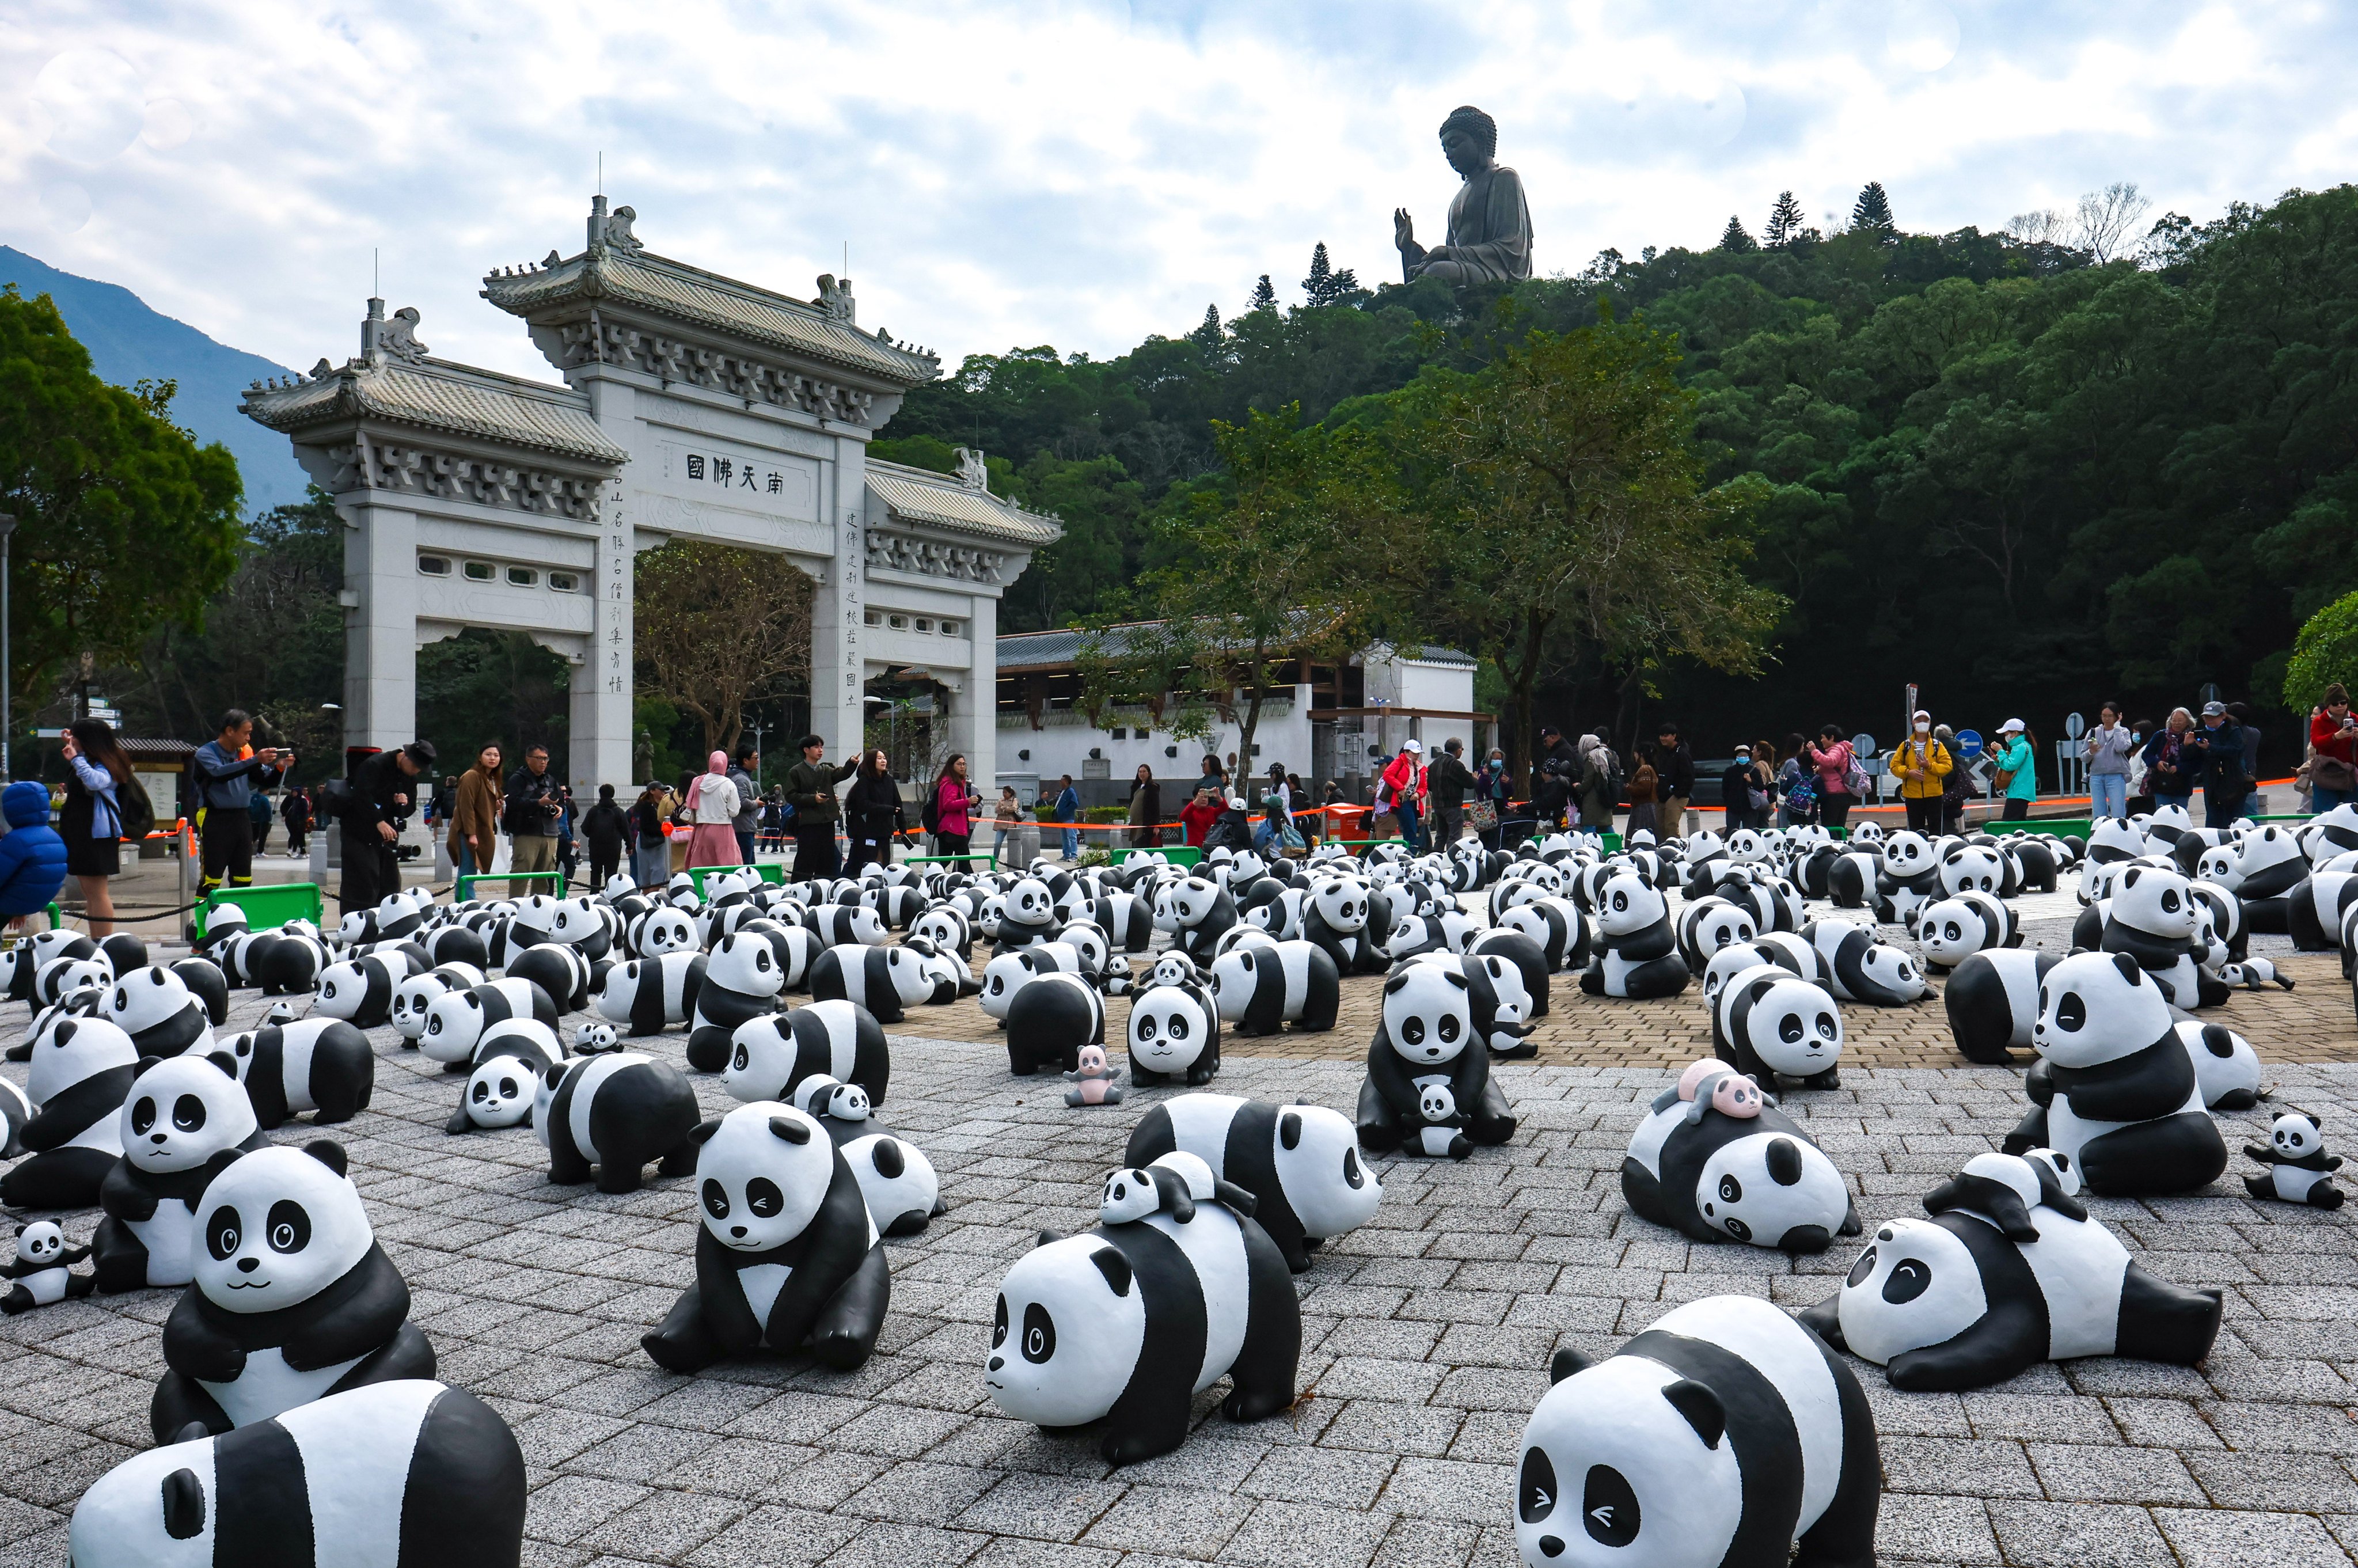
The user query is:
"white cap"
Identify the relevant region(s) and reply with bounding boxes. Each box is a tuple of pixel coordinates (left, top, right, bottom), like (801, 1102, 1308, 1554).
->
(1402, 739, 1423, 754)
(1999, 717, 2025, 733)
(1227, 796, 1246, 810)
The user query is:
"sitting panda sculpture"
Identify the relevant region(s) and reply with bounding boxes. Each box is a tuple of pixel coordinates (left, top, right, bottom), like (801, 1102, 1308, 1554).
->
(1354, 959, 1516, 1156)
(1579, 871, 1690, 1000)
(641, 1101, 891, 1373)
(3, 1013, 139, 1210)
(2244, 1112, 2344, 1208)
(92, 1054, 268, 1292)
(1622, 1060, 1859, 1254)
(4, 1220, 92, 1312)
(1513, 1294, 1880, 1568)
(985, 1152, 1299, 1466)
(1802, 1149, 2223, 1391)
(1713, 966, 1844, 1091)
(1126, 981, 1222, 1087)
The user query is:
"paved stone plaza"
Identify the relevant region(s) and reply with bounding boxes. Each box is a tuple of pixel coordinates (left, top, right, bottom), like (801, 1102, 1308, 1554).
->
(4, 913, 2357, 1567)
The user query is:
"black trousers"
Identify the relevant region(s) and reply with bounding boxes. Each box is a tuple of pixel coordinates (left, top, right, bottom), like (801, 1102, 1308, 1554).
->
(340, 835, 397, 910)
(1818, 792, 1854, 829)
(792, 823, 841, 879)
(200, 810, 253, 889)
(1904, 798, 1941, 834)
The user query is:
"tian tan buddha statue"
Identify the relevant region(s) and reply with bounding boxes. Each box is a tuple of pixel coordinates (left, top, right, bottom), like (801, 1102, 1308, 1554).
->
(1393, 104, 1533, 285)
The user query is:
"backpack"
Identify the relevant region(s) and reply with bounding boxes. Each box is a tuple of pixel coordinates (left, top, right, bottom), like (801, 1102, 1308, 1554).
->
(114, 773, 156, 841)
(920, 781, 943, 834)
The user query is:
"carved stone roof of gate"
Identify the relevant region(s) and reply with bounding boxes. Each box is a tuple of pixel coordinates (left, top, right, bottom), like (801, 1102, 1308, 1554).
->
(242, 354, 628, 466)
(866, 460, 1061, 547)
(481, 247, 939, 387)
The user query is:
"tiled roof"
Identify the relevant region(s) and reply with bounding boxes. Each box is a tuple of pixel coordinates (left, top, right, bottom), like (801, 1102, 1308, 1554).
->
(242, 357, 627, 465)
(866, 462, 1061, 547)
(481, 248, 939, 386)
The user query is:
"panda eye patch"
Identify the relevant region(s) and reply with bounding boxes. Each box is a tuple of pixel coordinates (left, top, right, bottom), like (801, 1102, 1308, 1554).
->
(1847, 1247, 1878, 1288)
(746, 1178, 784, 1218)
(1816, 1014, 1838, 1039)
(1438, 1015, 1459, 1042)
(2053, 993, 2087, 1032)
(732, 1045, 750, 1070)
(1343, 1147, 1365, 1189)
(1883, 1259, 1932, 1303)
(173, 1095, 207, 1132)
(1167, 1015, 1189, 1039)
(702, 1180, 731, 1219)
(1517, 1446, 1558, 1523)
(206, 1209, 241, 1261)
(1020, 1301, 1056, 1362)
(265, 1201, 310, 1254)
(131, 1096, 158, 1134)
(1779, 1015, 1805, 1043)
(992, 1294, 1008, 1348)
(1718, 1174, 1742, 1203)
(1581, 1463, 1641, 1546)
(1400, 1017, 1425, 1045)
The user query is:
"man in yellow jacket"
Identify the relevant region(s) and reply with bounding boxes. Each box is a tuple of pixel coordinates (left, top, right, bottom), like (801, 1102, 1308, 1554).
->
(1891, 709, 1953, 836)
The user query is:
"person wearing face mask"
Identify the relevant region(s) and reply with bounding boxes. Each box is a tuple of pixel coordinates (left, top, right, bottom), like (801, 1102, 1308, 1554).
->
(1473, 747, 1509, 849)
(2082, 703, 2135, 821)
(2188, 701, 2247, 828)
(1889, 710, 1953, 835)
(1721, 746, 1756, 832)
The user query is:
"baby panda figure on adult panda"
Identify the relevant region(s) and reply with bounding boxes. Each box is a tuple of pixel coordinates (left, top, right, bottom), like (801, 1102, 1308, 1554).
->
(1622, 1060, 1860, 1254)
(1354, 958, 1517, 1156)
(1513, 1293, 1881, 1568)
(1802, 1148, 2223, 1391)
(2002, 951, 2228, 1196)
(2244, 1113, 2345, 1208)
(788, 1075, 946, 1236)
(2, 1013, 141, 1210)
(640, 1100, 892, 1374)
(1579, 871, 1691, 1000)
(985, 1152, 1300, 1466)
(92, 1054, 269, 1293)
(1125, 1093, 1382, 1274)
(152, 1141, 437, 1442)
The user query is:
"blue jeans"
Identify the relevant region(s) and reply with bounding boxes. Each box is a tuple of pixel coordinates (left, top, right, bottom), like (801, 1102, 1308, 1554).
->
(2090, 773, 2127, 820)
(454, 841, 480, 878)
(1396, 799, 1424, 852)
(1060, 825, 1079, 857)
(2315, 787, 2353, 813)
(2154, 793, 2191, 812)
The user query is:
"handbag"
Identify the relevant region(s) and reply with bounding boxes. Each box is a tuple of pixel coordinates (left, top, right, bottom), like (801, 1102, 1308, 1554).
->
(1467, 798, 1499, 831)
(1745, 783, 1771, 814)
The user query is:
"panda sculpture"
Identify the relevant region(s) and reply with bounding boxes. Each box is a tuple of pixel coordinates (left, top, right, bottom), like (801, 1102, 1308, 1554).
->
(420, 979, 560, 1069)
(104, 965, 216, 1058)
(1469, 927, 1554, 1023)
(310, 950, 421, 1030)
(216, 1019, 376, 1129)
(1157, 876, 1240, 965)
(1299, 879, 1383, 975)
(445, 1050, 545, 1134)
(1127, 981, 1222, 1087)
(2001, 951, 2228, 1195)
(2174, 1020, 2262, 1111)
(387, 963, 486, 1044)
(2100, 864, 2215, 1009)
(684, 932, 785, 1072)
(1673, 895, 1759, 974)
(153, 1141, 436, 1440)
(1804, 919, 1928, 1007)
(1494, 897, 1588, 974)
(788, 1075, 946, 1236)
(0, 1076, 28, 1160)
(1942, 948, 2060, 1065)
(985, 1152, 1299, 1466)
(1513, 1294, 1880, 1568)
(641, 1102, 891, 1373)
(2, 1014, 139, 1209)
(808, 941, 936, 1026)
(1354, 959, 1516, 1156)
(724, 1000, 892, 1107)
(1125, 1093, 1383, 1273)
(506, 942, 594, 1013)
(73, 1379, 527, 1568)
(1713, 967, 1844, 1091)
(93, 1053, 268, 1292)
(534, 1053, 702, 1194)
(1623, 1061, 1859, 1253)
(1913, 891, 2018, 971)
(1005, 972, 1106, 1077)
(1870, 830, 1942, 925)
(2244, 1113, 2344, 1207)
(1579, 871, 1691, 1000)
(3, 1220, 92, 1312)
(593, 951, 709, 1038)
(1801, 1149, 2223, 1391)
(1208, 940, 1340, 1038)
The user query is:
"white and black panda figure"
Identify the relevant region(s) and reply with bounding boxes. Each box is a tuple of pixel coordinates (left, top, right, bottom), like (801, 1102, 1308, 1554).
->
(2100, 864, 2216, 1009)
(2243, 1113, 2344, 1207)
(808, 942, 935, 1026)
(1674, 896, 1759, 974)
(1007, 972, 1108, 1077)
(1437, 948, 1539, 1059)
(246, 926, 335, 997)
(628, 905, 700, 960)
(532, 1053, 701, 1194)
(1938, 840, 2011, 898)
(1159, 876, 1240, 965)
(593, 951, 709, 1039)
(2216, 957, 2292, 992)
(2, 1220, 92, 1312)
(788, 1076, 946, 1236)
(1125, 1093, 1383, 1273)
(1470, 928, 1554, 1023)
(2, 1014, 140, 1209)
(1412, 1083, 1471, 1159)
(104, 965, 215, 1058)
(1803, 918, 1928, 1007)
(1578, 871, 1690, 1000)
(1941, 948, 2060, 1065)
(92, 1053, 268, 1292)
(419, 978, 559, 1070)
(910, 904, 975, 958)
(153, 1141, 436, 1440)
(0, 1075, 27, 1159)
(1300, 879, 1383, 975)
(1208, 940, 1341, 1038)
(445, 1050, 545, 1134)
(2001, 951, 2228, 1195)
(1354, 960, 1516, 1156)
(419, 921, 492, 972)
(310, 950, 422, 1031)
(804, 904, 891, 950)
(985, 1153, 1300, 1466)
(1801, 1149, 2223, 1391)
(1699, 941, 1775, 1008)
(386, 963, 485, 1045)
(1127, 982, 1222, 1087)
(684, 932, 786, 1072)
(641, 1101, 892, 1373)
(1513, 1294, 1880, 1568)
(724, 1000, 892, 1107)
(1823, 846, 1881, 909)
(1870, 830, 1941, 925)
(1380, 910, 1453, 962)
(1913, 891, 2018, 971)
(2173, 1020, 2262, 1110)
(505, 943, 594, 1014)
(216, 1019, 376, 1130)
(1714, 969, 1844, 1091)
(1495, 897, 1588, 974)
(37, 952, 113, 1011)
(73, 1378, 527, 1568)
(1622, 1061, 1859, 1253)
(992, 877, 1064, 953)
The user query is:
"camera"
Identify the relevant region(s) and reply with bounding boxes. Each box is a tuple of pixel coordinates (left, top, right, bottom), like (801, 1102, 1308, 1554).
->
(394, 842, 422, 862)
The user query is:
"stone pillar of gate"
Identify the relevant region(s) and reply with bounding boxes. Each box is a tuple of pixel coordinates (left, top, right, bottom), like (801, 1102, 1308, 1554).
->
(807, 433, 869, 761)
(340, 496, 418, 753)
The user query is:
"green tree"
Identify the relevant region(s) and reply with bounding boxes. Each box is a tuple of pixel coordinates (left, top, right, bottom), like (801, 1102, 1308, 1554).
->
(1764, 191, 1807, 248)
(634, 541, 812, 755)
(1718, 215, 1759, 253)
(1187, 305, 1224, 350)
(1301, 243, 1361, 307)
(0, 286, 244, 732)
(2285, 589, 2358, 710)
(1247, 274, 1278, 314)
(1850, 181, 1897, 237)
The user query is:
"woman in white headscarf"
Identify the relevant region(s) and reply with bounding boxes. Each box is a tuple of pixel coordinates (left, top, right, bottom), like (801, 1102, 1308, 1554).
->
(683, 750, 743, 868)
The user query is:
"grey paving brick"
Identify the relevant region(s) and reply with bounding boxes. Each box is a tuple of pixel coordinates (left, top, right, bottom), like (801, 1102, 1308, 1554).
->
(1985, 1501, 2175, 1567)
(1217, 1501, 1393, 1568)
(2024, 1441, 2204, 1504)
(2155, 1508, 2351, 1567)
(1081, 1486, 1256, 1561)
(955, 1472, 1128, 1542)
(575, 1489, 747, 1559)
(1239, 1446, 1397, 1508)
(1874, 1493, 2000, 1565)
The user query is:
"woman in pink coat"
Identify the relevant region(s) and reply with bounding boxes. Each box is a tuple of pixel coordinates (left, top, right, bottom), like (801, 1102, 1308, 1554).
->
(684, 751, 744, 867)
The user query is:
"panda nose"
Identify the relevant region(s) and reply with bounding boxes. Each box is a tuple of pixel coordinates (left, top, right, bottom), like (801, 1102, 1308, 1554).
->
(731, 1225, 747, 1239)
(150, 1133, 168, 1144)
(237, 1257, 259, 1273)
(1538, 1537, 1565, 1558)
(988, 1356, 1004, 1372)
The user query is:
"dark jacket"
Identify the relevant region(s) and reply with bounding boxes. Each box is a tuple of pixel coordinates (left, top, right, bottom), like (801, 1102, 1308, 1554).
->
(581, 800, 631, 854)
(1202, 806, 1253, 856)
(1426, 752, 1475, 810)
(844, 772, 904, 841)
(503, 764, 562, 836)
(2192, 724, 2245, 790)
(0, 781, 67, 916)
(349, 750, 417, 841)
(629, 798, 667, 848)
(1127, 778, 1162, 825)
(727, 766, 760, 834)
(1532, 738, 1578, 817)
(785, 757, 859, 823)
(1722, 761, 1753, 810)
(1653, 742, 1695, 798)
(190, 740, 281, 812)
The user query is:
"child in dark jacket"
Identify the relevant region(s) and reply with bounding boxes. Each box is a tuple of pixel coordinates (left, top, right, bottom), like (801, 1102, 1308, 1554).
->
(0, 780, 68, 927)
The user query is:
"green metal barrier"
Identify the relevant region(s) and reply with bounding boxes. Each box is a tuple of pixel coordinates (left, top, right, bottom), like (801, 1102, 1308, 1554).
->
(196, 882, 324, 939)
(1112, 846, 1203, 870)
(687, 862, 787, 894)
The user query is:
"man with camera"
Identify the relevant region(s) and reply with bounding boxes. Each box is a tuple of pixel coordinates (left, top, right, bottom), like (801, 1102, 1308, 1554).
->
(504, 745, 566, 897)
(340, 740, 435, 912)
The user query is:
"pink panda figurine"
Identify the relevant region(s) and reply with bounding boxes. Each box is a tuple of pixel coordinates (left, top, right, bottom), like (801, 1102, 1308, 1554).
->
(1666, 1058, 1766, 1124)
(1064, 1043, 1125, 1107)
(1709, 1073, 1765, 1118)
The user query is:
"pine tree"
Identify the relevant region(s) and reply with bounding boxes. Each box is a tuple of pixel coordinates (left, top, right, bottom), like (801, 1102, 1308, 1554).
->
(1300, 243, 1361, 307)
(1248, 274, 1277, 313)
(1850, 181, 1896, 237)
(1187, 304, 1222, 349)
(1718, 215, 1759, 253)
(1764, 190, 1805, 248)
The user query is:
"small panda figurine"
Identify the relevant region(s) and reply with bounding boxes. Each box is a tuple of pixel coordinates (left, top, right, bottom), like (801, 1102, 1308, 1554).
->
(1803, 1148, 2224, 1390)
(533, 1053, 703, 1194)
(2173, 1019, 2262, 1110)
(986, 1154, 1298, 1466)
(641, 1101, 892, 1373)
(684, 932, 785, 1072)
(1064, 1043, 1125, 1107)
(724, 1000, 892, 1107)
(2, 1014, 140, 1210)
(387, 962, 486, 1044)
(92, 1053, 268, 1292)
(3, 1220, 92, 1312)
(1355, 958, 1516, 1155)
(789, 1075, 946, 1236)
(2101, 864, 2214, 1009)
(1414, 1081, 1470, 1160)
(506, 942, 594, 1013)
(1127, 981, 1221, 1087)
(1125, 1092, 1383, 1273)
(993, 876, 1064, 952)
(1913, 891, 2018, 970)
(1209, 939, 1342, 1038)
(154, 1141, 437, 1440)
(2245, 1113, 2344, 1207)
(1623, 1060, 1860, 1252)
(2216, 957, 2293, 992)
(1513, 1295, 1881, 1568)
(1579, 871, 1690, 1000)
(1673, 894, 1758, 973)
(1871, 829, 1941, 925)
(71, 1379, 527, 1568)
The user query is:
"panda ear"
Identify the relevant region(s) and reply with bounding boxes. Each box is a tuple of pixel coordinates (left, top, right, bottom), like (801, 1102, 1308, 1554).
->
(162, 1466, 207, 1539)
(300, 1140, 348, 1177)
(205, 1051, 240, 1078)
(1279, 1113, 1303, 1151)
(1765, 1138, 1805, 1187)
(2110, 952, 2142, 987)
(1660, 1379, 1726, 1449)
(1089, 1247, 1133, 1297)
(1548, 1346, 1593, 1384)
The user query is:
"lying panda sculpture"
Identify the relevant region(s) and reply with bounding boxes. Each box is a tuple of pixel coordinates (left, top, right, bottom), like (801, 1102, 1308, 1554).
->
(1622, 1061, 1859, 1254)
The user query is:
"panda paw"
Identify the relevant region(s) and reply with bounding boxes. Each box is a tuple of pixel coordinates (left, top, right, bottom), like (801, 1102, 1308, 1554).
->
(2313, 1183, 2346, 1210)
(2242, 1174, 2277, 1201)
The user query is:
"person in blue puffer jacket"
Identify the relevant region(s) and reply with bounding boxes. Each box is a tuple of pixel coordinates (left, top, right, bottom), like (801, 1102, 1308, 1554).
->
(0, 779, 67, 928)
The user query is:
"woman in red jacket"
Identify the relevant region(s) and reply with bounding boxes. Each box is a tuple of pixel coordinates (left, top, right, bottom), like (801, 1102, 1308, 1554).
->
(2311, 685, 2358, 812)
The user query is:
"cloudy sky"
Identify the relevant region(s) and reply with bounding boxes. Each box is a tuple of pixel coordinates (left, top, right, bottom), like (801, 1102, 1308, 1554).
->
(3, 1, 2354, 379)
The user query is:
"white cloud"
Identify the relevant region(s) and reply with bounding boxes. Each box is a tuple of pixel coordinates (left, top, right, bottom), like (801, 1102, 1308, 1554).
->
(1, 1, 2352, 383)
